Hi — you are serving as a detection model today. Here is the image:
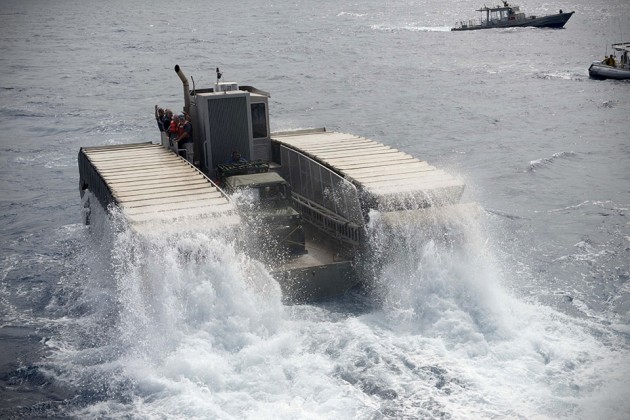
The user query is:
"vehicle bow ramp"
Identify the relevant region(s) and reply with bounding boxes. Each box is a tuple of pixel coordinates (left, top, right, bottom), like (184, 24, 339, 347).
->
(78, 143, 240, 236)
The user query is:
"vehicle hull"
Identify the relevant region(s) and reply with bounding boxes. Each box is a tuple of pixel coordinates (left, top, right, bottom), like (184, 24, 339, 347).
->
(588, 63, 630, 80)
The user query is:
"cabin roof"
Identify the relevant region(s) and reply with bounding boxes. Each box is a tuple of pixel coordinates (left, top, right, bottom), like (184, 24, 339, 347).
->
(612, 42, 630, 52)
(476, 6, 511, 12)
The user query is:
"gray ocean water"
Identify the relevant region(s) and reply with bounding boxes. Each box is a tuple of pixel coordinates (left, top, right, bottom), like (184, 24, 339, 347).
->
(2, 0, 630, 418)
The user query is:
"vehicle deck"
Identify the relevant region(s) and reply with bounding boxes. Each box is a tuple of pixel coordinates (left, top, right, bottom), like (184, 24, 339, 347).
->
(270, 227, 356, 301)
(280, 231, 349, 271)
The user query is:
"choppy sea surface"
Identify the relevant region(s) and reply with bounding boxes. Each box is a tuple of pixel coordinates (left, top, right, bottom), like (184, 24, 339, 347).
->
(1, 0, 629, 418)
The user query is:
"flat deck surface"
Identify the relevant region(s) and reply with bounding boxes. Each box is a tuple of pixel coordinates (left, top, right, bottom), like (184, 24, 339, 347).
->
(279, 234, 349, 271)
(81, 143, 238, 234)
(272, 131, 465, 204)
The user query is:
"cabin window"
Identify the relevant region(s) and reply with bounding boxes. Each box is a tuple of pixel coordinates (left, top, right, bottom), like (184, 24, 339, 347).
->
(251, 103, 268, 138)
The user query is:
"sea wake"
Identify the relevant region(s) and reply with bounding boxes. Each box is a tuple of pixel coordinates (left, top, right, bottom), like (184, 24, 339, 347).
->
(41, 193, 630, 419)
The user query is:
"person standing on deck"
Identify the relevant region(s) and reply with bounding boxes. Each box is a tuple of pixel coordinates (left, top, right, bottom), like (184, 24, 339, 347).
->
(162, 109, 173, 133)
(154, 105, 165, 131)
(155, 106, 176, 148)
(174, 114, 193, 163)
(166, 113, 178, 149)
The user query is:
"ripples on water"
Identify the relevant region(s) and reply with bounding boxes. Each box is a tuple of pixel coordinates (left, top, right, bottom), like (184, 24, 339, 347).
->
(1, 0, 629, 418)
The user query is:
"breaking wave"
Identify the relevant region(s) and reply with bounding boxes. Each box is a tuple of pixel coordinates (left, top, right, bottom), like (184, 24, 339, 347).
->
(39, 193, 630, 419)
(528, 151, 576, 171)
(361, 205, 630, 419)
(371, 23, 451, 32)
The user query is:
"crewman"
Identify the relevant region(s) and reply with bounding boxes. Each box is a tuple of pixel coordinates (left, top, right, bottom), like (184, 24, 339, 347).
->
(174, 114, 193, 162)
(226, 150, 246, 164)
(604, 54, 616, 67)
(154, 105, 165, 132)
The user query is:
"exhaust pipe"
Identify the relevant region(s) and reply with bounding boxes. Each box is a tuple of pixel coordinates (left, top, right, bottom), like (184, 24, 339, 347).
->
(174, 64, 190, 115)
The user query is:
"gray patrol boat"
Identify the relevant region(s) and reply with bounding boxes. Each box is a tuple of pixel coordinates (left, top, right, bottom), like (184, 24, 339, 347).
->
(452, 2, 573, 31)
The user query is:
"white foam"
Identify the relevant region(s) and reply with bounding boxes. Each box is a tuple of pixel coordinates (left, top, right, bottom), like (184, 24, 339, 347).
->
(371, 23, 451, 32)
(528, 151, 576, 171)
(364, 205, 630, 418)
(45, 194, 630, 419)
